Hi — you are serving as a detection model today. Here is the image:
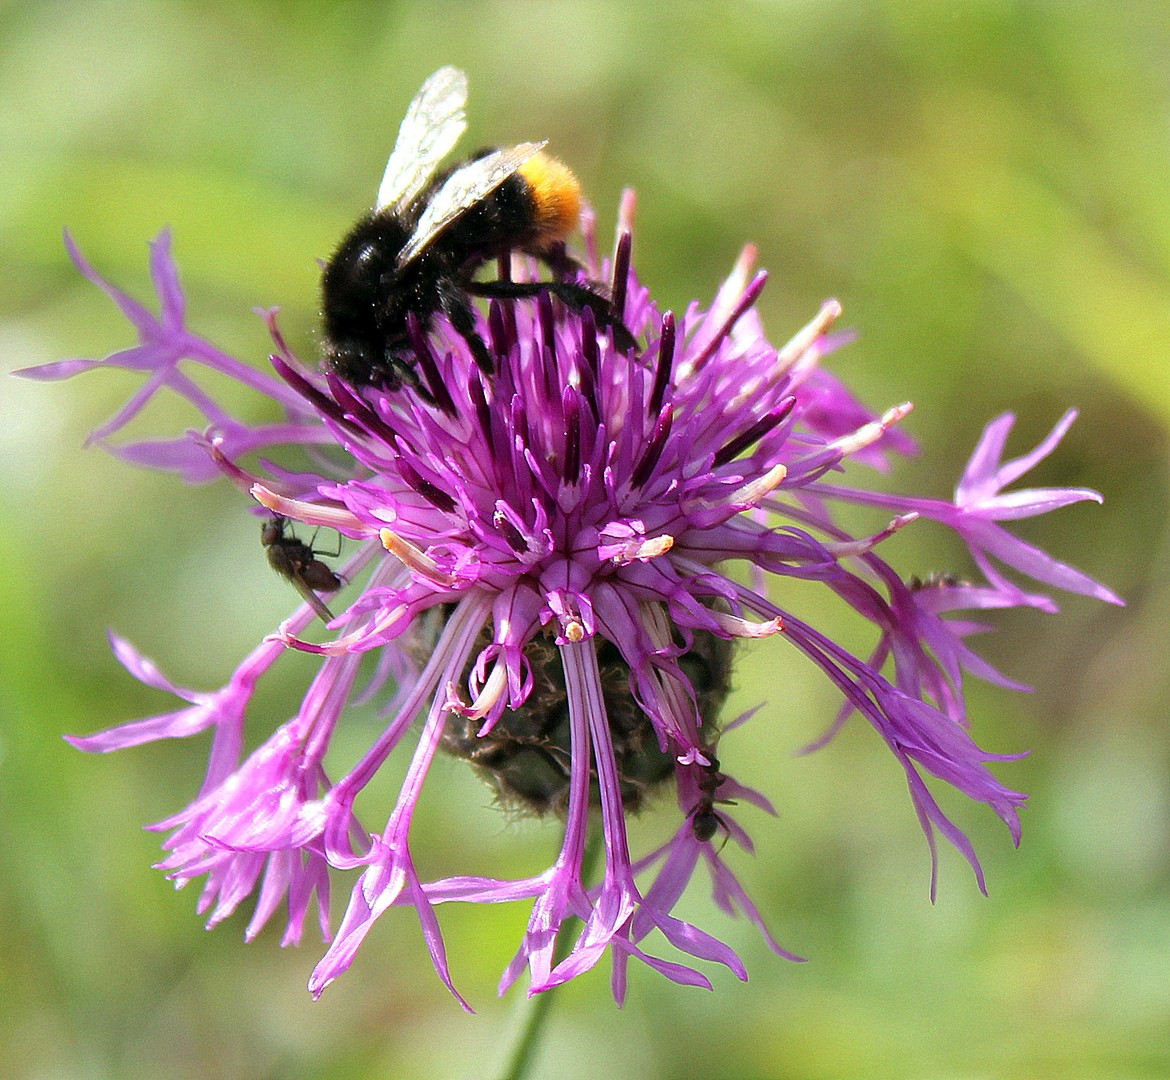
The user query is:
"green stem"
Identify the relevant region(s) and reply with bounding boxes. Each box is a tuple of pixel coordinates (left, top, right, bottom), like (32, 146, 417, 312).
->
(493, 832, 603, 1080)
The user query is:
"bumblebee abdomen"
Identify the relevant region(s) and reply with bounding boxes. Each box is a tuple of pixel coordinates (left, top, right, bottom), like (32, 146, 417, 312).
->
(516, 152, 581, 251)
(435, 150, 582, 263)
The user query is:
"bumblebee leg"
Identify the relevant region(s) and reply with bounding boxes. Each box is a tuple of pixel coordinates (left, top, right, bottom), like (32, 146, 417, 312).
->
(541, 241, 583, 282)
(465, 279, 549, 301)
(467, 279, 637, 353)
(376, 353, 426, 393)
(548, 282, 637, 352)
(437, 280, 496, 374)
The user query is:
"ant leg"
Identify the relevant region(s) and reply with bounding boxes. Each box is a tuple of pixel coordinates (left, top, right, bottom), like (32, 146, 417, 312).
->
(308, 527, 342, 559)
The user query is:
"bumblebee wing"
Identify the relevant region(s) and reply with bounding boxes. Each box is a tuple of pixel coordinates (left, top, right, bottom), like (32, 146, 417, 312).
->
(396, 142, 546, 268)
(376, 66, 468, 214)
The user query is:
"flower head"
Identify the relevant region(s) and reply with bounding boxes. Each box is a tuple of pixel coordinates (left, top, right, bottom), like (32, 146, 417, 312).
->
(22, 190, 1119, 1008)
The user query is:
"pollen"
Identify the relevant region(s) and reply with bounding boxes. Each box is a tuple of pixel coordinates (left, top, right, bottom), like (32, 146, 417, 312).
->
(518, 151, 582, 249)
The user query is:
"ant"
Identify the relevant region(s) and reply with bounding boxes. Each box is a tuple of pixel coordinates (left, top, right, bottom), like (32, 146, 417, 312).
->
(261, 516, 342, 623)
(690, 752, 737, 846)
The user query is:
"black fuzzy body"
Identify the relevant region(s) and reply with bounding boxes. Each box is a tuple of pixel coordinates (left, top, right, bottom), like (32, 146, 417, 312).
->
(321, 164, 545, 390)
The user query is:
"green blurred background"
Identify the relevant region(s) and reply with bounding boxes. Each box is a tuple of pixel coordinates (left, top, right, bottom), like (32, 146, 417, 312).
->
(2, 1, 1168, 1077)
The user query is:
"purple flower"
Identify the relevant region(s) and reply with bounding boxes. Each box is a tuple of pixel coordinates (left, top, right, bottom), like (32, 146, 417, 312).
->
(22, 192, 1119, 1009)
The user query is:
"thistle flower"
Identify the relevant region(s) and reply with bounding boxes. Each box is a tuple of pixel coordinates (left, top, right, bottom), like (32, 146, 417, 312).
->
(19, 193, 1120, 1009)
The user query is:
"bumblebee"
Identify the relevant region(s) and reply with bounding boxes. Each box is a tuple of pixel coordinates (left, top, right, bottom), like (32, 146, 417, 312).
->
(261, 516, 342, 623)
(321, 66, 633, 390)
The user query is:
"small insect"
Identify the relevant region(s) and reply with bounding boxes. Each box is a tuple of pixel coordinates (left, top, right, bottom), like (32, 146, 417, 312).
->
(321, 65, 633, 391)
(261, 516, 342, 623)
(908, 571, 967, 591)
(690, 753, 736, 845)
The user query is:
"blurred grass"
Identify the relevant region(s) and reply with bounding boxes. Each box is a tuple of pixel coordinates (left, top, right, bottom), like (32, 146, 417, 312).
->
(2, 1, 1169, 1078)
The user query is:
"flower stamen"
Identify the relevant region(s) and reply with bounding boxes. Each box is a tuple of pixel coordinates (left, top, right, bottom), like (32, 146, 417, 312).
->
(776, 298, 843, 375)
(379, 528, 458, 587)
(251, 484, 370, 536)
